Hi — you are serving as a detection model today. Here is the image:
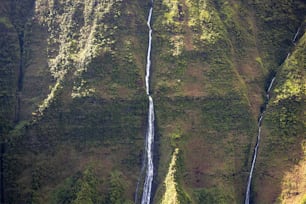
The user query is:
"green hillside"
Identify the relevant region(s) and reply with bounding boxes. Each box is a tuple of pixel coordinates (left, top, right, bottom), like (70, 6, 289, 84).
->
(0, 0, 305, 203)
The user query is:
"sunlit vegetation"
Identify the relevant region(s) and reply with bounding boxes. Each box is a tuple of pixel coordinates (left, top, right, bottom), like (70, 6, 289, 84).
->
(34, 0, 122, 115)
(274, 34, 306, 104)
(268, 32, 306, 135)
(0, 17, 13, 28)
(254, 29, 305, 203)
(279, 141, 306, 204)
(71, 79, 95, 98)
(186, 0, 223, 44)
(161, 148, 179, 204)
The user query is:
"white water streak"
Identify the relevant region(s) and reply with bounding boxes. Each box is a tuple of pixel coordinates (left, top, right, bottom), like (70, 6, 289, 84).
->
(292, 27, 300, 43)
(258, 115, 263, 126)
(245, 77, 275, 204)
(267, 77, 276, 93)
(145, 7, 153, 95)
(245, 126, 261, 204)
(141, 96, 155, 204)
(141, 2, 155, 204)
(245, 25, 301, 202)
(286, 53, 290, 61)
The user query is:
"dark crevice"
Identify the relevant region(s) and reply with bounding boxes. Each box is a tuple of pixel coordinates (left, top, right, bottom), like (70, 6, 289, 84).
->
(17, 32, 24, 92)
(134, 140, 147, 203)
(10, 0, 35, 123)
(0, 142, 4, 204)
(2, 2, 34, 201)
(14, 32, 25, 123)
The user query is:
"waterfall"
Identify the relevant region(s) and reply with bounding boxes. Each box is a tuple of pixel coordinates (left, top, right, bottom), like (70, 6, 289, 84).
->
(145, 6, 153, 95)
(138, 1, 155, 204)
(292, 26, 301, 44)
(244, 26, 302, 204)
(244, 77, 275, 204)
(141, 96, 155, 204)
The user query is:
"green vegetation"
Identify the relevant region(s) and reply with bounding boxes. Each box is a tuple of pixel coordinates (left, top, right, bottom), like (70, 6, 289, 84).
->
(302, 194, 306, 204)
(152, 0, 305, 203)
(0, 0, 305, 203)
(0, 17, 13, 28)
(51, 167, 101, 204)
(194, 187, 233, 204)
(253, 26, 305, 204)
(246, 0, 306, 71)
(1, 0, 148, 203)
(266, 31, 305, 136)
(0, 16, 19, 124)
(161, 148, 180, 204)
(51, 168, 133, 204)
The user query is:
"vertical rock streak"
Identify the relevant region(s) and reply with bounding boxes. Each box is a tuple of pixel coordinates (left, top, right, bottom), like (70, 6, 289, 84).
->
(244, 26, 301, 204)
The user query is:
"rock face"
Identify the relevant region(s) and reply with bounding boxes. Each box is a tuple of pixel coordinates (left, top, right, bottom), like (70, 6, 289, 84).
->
(0, 0, 305, 203)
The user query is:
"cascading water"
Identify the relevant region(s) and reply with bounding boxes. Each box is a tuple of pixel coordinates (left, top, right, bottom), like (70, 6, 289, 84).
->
(138, 1, 155, 204)
(141, 96, 155, 204)
(244, 26, 301, 204)
(292, 27, 300, 44)
(244, 76, 275, 204)
(145, 5, 153, 96)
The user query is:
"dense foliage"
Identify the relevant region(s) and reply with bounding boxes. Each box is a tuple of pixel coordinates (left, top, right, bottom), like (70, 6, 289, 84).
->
(0, 0, 305, 203)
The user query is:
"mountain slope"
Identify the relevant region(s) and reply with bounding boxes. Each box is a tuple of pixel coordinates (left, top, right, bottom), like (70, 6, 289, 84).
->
(0, 0, 305, 203)
(152, 0, 305, 203)
(255, 28, 306, 204)
(2, 0, 148, 203)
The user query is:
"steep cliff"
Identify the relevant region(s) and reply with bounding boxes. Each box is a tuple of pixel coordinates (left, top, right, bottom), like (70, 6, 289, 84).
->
(2, 0, 148, 203)
(0, 0, 305, 203)
(255, 28, 306, 204)
(152, 0, 305, 203)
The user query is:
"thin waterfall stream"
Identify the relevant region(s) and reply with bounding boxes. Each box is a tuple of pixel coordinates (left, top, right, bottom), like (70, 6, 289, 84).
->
(137, 1, 155, 204)
(244, 26, 302, 204)
(244, 76, 275, 204)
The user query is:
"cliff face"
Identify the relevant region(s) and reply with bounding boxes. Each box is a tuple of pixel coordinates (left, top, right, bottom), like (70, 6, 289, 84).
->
(2, 0, 148, 203)
(152, 0, 305, 203)
(256, 31, 306, 203)
(0, 0, 305, 203)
